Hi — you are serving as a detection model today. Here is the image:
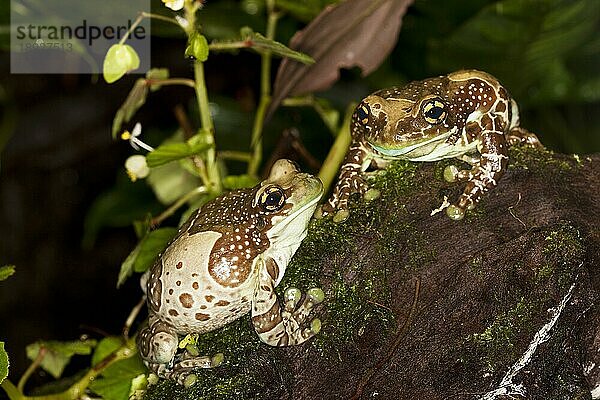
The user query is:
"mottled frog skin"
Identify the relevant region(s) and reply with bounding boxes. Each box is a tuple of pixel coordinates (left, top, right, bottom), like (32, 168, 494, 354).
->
(138, 159, 324, 383)
(321, 70, 541, 221)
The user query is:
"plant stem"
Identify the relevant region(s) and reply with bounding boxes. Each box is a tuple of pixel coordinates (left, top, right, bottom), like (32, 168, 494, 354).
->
(151, 186, 207, 226)
(247, 0, 279, 177)
(218, 151, 252, 162)
(17, 348, 46, 393)
(193, 61, 222, 194)
(209, 41, 251, 51)
(318, 103, 356, 193)
(118, 14, 144, 45)
(146, 78, 196, 88)
(1, 380, 23, 400)
(140, 12, 182, 28)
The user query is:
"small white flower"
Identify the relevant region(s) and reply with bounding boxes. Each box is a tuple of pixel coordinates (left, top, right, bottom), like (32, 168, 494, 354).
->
(121, 122, 154, 152)
(125, 155, 150, 182)
(162, 0, 185, 11)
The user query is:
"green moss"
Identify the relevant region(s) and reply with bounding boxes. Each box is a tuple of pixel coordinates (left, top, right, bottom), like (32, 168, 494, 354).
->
(508, 145, 573, 173)
(465, 297, 538, 374)
(539, 223, 585, 288)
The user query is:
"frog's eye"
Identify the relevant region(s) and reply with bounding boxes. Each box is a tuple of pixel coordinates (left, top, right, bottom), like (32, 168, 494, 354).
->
(259, 185, 286, 212)
(422, 99, 447, 124)
(356, 104, 370, 124)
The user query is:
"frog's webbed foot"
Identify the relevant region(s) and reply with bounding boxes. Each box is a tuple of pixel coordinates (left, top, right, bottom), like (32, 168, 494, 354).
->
(318, 170, 368, 223)
(441, 133, 509, 220)
(161, 352, 224, 386)
(252, 259, 324, 346)
(507, 126, 543, 148)
(138, 316, 222, 385)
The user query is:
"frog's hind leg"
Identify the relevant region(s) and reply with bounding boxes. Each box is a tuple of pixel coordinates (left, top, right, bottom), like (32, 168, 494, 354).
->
(137, 316, 220, 385)
(251, 258, 324, 346)
(506, 126, 543, 148)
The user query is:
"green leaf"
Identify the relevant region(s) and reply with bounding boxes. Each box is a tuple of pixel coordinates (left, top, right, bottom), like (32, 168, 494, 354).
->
(26, 339, 97, 379)
(117, 227, 177, 287)
(0, 265, 15, 281)
(103, 44, 141, 83)
(111, 78, 149, 138)
(147, 162, 202, 205)
(223, 174, 259, 190)
(117, 240, 142, 288)
(146, 142, 213, 168)
(185, 32, 209, 61)
(241, 27, 315, 64)
(0, 342, 9, 385)
(92, 337, 122, 367)
(89, 354, 146, 400)
(133, 228, 177, 273)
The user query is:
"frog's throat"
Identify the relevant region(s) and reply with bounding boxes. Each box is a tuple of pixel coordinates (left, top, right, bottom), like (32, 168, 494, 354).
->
(267, 192, 321, 243)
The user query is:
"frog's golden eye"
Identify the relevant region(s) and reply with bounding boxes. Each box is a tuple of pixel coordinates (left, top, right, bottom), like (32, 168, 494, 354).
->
(259, 185, 286, 212)
(356, 104, 370, 124)
(422, 99, 447, 124)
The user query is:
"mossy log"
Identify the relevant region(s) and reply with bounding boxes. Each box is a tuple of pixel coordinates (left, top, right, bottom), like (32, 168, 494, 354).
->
(144, 147, 600, 400)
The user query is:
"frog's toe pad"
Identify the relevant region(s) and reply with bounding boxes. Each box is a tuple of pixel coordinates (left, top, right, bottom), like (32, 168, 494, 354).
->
(333, 209, 350, 223)
(443, 165, 459, 182)
(364, 188, 381, 201)
(307, 288, 325, 304)
(310, 318, 322, 334)
(446, 204, 465, 220)
(183, 374, 198, 388)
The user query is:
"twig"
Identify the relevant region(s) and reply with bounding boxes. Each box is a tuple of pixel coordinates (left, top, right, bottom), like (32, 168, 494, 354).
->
(17, 347, 47, 393)
(150, 186, 207, 226)
(173, 104, 195, 139)
(508, 193, 526, 228)
(123, 296, 147, 340)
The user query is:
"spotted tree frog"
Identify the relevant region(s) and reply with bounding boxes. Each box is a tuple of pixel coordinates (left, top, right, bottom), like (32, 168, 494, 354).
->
(138, 159, 324, 383)
(321, 70, 541, 221)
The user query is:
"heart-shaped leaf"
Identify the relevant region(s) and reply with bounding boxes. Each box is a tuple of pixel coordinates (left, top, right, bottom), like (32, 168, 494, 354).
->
(268, 0, 413, 118)
(103, 44, 141, 84)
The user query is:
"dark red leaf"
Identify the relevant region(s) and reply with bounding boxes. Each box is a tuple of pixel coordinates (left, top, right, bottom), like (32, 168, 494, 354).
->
(268, 0, 414, 118)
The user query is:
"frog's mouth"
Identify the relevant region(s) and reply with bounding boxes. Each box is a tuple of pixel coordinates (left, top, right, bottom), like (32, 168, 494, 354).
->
(370, 127, 477, 161)
(371, 130, 454, 158)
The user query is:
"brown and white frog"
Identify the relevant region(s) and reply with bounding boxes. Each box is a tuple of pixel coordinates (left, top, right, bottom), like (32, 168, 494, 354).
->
(137, 159, 324, 383)
(320, 70, 542, 221)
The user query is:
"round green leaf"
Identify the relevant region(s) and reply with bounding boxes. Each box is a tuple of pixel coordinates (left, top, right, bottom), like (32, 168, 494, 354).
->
(103, 44, 141, 84)
(185, 33, 209, 62)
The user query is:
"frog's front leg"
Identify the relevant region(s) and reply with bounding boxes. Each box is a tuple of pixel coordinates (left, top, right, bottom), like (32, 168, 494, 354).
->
(251, 257, 324, 346)
(319, 140, 371, 222)
(138, 316, 216, 384)
(445, 132, 509, 220)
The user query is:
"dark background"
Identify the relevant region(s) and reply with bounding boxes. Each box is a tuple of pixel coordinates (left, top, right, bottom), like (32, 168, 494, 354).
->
(1, 0, 598, 382)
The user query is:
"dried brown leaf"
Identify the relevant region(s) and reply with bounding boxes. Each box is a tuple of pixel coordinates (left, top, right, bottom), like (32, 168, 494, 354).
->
(268, 0, 413, 118)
